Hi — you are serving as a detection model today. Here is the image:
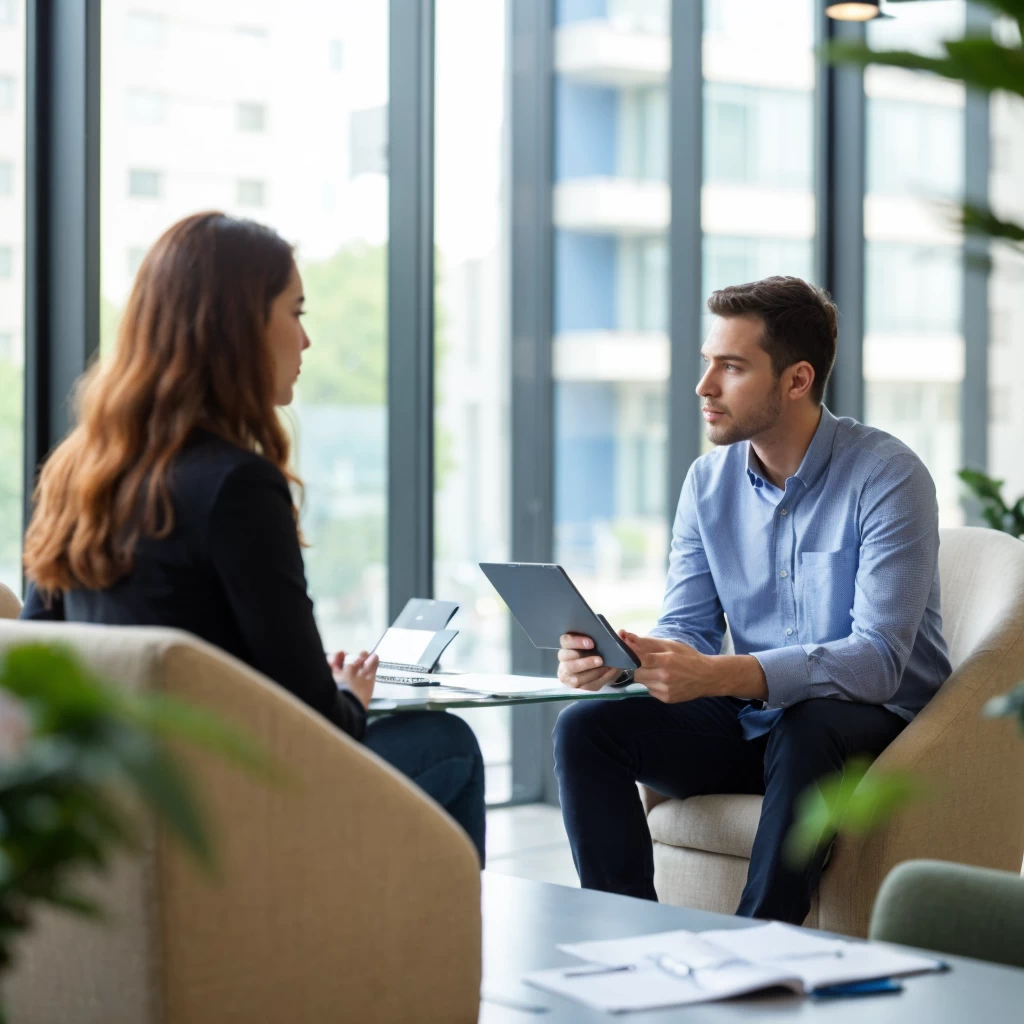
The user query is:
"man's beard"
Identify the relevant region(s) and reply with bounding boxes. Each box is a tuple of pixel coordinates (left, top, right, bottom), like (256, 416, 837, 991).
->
(704, 380, 783, 446)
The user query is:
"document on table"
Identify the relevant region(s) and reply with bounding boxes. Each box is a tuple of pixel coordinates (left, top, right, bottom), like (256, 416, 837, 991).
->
(424, 673, 646, 698)
(523, 921, 944, 1013)
(371, 674, 646, 702)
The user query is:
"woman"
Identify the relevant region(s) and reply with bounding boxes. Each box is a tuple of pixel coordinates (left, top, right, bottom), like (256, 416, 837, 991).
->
(20, 211, 485, 862)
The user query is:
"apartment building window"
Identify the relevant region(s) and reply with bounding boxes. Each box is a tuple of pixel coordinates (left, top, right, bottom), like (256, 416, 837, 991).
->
(991, 307, 1010, 347)
(236, 179, 265, 207)
(619, 88, 668, 181)
(990, 386, 1012, 424)
(125, 11, 167, 47)
(349, 105, 387, 176)
(0, 247, 12, 278)
(868, 98, 962, 198)
(0, 75, 14, 110)
(329, 39, 344, 71)
(866, 242, 961, 335)
(237, 102, 266, 133)
(619, 238, 668, 333)
(0, 161, 11, 196)
(126, 88, 167, 124)
(705, 83, 812, 190)
(127, 247, 146, 279)
(128, 169, 162, 198)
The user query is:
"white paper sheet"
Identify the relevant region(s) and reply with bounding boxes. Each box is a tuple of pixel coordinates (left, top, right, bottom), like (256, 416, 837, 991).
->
(544, 921, 945, 1012)
(434, 673, 646, 697)
(525, 959, 802, 1013)
(699, 922, 846, 962)
(559, 929, 741, 969)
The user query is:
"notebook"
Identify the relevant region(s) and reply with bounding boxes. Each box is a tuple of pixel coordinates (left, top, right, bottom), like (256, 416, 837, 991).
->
(524, 921, 945, 1013)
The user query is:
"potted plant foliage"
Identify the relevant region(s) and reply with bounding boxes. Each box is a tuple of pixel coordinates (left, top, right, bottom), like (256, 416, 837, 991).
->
(0, 642, 264, 1020)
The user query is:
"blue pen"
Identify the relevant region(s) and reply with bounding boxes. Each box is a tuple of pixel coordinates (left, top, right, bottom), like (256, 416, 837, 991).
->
(812, 977, 904, 999)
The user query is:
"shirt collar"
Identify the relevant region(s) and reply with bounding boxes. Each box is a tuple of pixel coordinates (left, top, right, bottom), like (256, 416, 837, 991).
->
(744, 406, 839, 492)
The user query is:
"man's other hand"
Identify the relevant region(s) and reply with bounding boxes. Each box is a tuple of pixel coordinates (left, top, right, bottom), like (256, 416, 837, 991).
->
(620, 632, 711, 703)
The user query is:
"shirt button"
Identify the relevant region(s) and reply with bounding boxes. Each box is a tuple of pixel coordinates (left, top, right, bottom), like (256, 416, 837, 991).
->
(786, 628, 793, 636)
(780, 508, 788, 516)
(780, 570, 788, 578)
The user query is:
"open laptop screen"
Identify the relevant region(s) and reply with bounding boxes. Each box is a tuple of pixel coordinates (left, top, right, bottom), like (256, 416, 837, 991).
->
(373, 627, 437, 669)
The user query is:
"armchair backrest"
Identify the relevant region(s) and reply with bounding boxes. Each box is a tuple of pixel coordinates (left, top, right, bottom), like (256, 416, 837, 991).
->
(937, 526, 1024, 671)
(820, 527, 1024, 934)
(0, 581, 21, 620)
(0, 620, 482, 1024)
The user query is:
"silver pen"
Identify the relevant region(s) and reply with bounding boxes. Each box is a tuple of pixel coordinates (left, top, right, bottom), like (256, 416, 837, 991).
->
(562, 963, 636, 978)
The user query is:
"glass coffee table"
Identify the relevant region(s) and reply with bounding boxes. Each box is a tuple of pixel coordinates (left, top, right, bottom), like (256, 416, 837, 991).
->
(367, 675, 648, 715)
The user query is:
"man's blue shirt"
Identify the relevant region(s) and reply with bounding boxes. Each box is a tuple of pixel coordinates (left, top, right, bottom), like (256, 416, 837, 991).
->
(650, 405, 951, 738)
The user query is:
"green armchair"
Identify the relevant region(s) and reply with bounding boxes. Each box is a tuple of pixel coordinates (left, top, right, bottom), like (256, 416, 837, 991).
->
(870, 859, 1024, 970)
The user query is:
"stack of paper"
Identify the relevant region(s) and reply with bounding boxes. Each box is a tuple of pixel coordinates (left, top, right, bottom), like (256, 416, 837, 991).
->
(426, 673, 646, 698)
(524, 921, 944, 1013)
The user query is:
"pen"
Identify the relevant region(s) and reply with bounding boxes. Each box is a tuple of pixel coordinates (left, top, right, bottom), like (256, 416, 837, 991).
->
(562, 963, 635, 978)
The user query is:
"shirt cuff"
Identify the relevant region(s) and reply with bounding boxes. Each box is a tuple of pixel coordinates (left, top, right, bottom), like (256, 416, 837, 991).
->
(648, 628, 713, 655)
(751, 645, 813, 710)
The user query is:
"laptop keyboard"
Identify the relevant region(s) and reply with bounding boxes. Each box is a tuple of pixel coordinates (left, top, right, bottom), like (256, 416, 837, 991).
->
(376, 662, 433, 684)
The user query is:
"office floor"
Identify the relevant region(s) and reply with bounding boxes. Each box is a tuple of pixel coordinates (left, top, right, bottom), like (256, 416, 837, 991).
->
(485, 803, 579, 887)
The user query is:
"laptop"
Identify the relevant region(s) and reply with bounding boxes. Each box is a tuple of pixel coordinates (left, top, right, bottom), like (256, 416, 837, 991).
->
(371, 626, 459, 685)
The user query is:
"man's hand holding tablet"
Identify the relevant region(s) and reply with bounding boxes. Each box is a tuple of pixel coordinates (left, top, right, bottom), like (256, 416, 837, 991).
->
(557, 632, 631, 691)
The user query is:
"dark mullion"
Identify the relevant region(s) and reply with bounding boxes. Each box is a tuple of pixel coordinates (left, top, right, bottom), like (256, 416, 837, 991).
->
(387, 0, 436, 620)
(816, 14, 866, 420)
(23, 0, 101, 541)
(667, 0, 703, 524)
(508, 0, 555, 804)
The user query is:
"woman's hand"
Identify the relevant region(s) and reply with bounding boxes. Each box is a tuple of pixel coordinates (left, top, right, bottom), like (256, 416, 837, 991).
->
(329, 650, 378, 710)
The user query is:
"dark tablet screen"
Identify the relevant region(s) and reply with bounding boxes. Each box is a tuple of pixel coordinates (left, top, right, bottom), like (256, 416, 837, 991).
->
(478, 562, 641, 671)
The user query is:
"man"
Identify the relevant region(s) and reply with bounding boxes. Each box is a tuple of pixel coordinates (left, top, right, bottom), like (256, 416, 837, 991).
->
(553, 276, 951, 925)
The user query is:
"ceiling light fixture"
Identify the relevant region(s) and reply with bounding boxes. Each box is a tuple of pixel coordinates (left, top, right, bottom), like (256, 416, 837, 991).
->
(825, 0, 881, 20)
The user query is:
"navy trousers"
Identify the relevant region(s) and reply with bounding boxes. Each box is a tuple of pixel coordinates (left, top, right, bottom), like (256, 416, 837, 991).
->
(552, 695, 906, 924)
(364, 711, 487, 866)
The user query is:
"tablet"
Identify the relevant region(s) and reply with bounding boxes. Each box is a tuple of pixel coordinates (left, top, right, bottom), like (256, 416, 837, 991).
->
(478, 563, 641, 671)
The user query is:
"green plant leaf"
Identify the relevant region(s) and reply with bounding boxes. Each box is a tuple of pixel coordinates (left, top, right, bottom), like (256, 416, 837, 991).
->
(0, 645, 112, 727)
(120, 692, 274, 780)
(959, 204, 1024, 257)
(784, 757, 930, 869)
(982, 682, 1024, 734)
(961, 205, 1024, 244)
(826, 38, 1024, 100)
(119, 741, 214, 869)
(37, 886, 103, 919)
(957, 468, 1009, 507)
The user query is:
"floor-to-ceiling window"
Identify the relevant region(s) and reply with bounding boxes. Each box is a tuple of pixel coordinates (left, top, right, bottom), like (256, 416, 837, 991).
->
(552, 0, 671, 639)
(434, 0, 513, 802)
(100, 0, 389, 652)
(0, 0, 24, 595)
(987, 19, 1024, 506)
(702, 0, 816, 344)
(863, 1, 966, 525)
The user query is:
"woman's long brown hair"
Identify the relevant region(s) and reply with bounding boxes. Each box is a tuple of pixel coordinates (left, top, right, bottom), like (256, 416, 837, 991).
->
(23, 211, 299, 594)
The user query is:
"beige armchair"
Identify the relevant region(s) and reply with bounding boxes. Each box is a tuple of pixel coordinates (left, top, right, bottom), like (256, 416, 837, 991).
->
(0, 620, 482, 1024)
(0, 580, 21, 619)
(642, 526, 1024, 937)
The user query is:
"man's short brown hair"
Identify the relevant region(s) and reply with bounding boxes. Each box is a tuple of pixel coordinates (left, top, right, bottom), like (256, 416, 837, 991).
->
(706, 276, 838, 405)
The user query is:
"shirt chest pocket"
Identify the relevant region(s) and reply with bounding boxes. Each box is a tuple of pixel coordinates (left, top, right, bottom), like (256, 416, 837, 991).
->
(798, 550, 857, 641)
